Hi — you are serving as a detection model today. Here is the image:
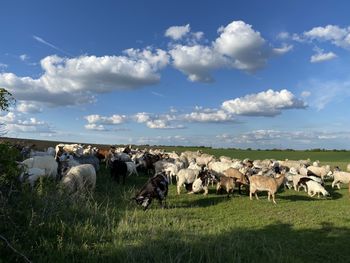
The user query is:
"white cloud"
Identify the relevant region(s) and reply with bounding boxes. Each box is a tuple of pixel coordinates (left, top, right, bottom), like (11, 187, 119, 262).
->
(276, 31, 290, 40)
(303, 25, 350, 49)
(84, 88, 307, 132)
(273, 44, 293, 55)
(169, 20, 290, 82)
(133, 112, 184, 129)
(144, 113, 183, 129)
(16, 101, 42, 113)
(0, 112, 16, 123)
(222, 89, 307, 116)
(19, 54, 29, 61)
(214, 20, 271, 71)
(0, 48, 169, 107)
(0, 63, 7, 69)
(301, 91, 311, 98)
(182, 108, 235, 123)
(145, 119, 184, 129)
(84, 123, 107, 131)
(133, 112, 151, 123)
(0, 112, 53, 134)
(165, 24, 191, 40)
(84, 114, 126, 125)
(310, 51, 337, 63)
(169, 44, 228, 82)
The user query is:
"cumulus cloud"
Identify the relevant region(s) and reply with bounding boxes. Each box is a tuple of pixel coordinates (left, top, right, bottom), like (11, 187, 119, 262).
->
(16, 101, 43, 114)
(0, 112, 53, 134)
(165, 24, 191, 40)
(310, 51, 337, 63)
(303, 25, 350, 49)
(169, 20, 291, 82)
(145, 119, 184, 129)
(133, 112, 183, 129)
(222, 89, 307, 117)
(83, 88, 307, 132)
(214, 21, 272, 71)
(310, 47, 337, 63)
(84, 112, 184, 130)
(169, 44, 228, 82)
(0, 49, 169, 107)
(84, 123, 108, 131)
(273, 44, 293, 55)
(84, 114, 127, 125)
(182, 107, 235, 123)
(133, 112, 151, 123)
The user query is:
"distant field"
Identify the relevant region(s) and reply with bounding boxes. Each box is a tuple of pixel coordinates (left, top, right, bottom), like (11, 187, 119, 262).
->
(2, 136, 350, 164)
(1, 137, 350, 262)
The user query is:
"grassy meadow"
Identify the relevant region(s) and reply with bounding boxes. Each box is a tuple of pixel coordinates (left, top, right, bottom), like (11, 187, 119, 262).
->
(1, 142, 350, 262)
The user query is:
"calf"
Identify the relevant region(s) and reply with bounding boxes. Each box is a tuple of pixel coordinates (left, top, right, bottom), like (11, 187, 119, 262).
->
(133, 172, 169, 210)
(110, 159, 128, 184)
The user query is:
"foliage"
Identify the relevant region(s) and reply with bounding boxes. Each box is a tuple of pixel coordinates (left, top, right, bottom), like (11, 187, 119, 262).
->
(0, 143, 21, 196)
(0, 88, 15, 136)
(0, 88, 15, 112)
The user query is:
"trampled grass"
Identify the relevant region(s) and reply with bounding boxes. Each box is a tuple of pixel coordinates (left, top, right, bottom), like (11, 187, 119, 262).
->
(1, 147, 350, 263)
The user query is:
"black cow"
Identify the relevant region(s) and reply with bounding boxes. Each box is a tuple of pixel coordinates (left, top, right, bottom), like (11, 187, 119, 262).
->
(110, 159, 128, 184)
(134, 172, 168, 210)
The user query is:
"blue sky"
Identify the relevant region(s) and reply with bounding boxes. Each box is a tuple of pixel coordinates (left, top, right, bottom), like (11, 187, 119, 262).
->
(1, 0, 350, 149)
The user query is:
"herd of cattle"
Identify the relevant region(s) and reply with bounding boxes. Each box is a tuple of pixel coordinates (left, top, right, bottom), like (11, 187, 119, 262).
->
(16, 143, 350, 209)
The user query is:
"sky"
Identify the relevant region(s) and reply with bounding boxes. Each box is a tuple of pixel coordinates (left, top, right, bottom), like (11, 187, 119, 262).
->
(1, 0, 350, 149)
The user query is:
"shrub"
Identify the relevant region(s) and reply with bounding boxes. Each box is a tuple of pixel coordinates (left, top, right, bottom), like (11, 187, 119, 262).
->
(0, 143, 21, 197)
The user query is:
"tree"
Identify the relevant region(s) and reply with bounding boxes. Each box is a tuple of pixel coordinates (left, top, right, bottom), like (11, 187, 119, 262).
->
(0, 88, 15, 111)
(0, 88, 15, 136)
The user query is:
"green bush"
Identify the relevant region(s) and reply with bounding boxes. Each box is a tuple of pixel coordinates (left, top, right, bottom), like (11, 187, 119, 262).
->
(0, 143, 21, 196)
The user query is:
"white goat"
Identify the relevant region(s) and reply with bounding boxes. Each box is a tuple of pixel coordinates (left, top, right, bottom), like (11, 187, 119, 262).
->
(163, 163, 178, 184)
(307, 165, 332, 180)
(22, 156, 58, 179)
(305, 180, 330, 198)
(332, 171, 350, 189)
(20, 167, 46, 188)
(176, 168, 201, 195)
(61, 164, 96, 194)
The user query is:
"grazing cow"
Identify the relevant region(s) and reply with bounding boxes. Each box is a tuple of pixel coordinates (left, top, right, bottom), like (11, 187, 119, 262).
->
(110, 159, 128, 184)
(133, 172, 169, 210)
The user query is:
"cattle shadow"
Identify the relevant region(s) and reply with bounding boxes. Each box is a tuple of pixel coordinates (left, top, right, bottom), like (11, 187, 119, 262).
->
(167, 195, 231, 209)
(40, 221, 350, 263)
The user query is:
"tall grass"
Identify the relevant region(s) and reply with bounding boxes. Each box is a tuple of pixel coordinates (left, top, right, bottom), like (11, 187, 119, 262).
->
(1, 148, 350, 262)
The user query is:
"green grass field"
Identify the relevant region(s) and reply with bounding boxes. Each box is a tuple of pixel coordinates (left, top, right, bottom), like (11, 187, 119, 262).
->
(1, 147, 350, 263)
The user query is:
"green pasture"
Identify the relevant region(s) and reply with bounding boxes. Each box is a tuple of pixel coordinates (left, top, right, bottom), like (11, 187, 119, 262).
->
(1, 148, 350, 263)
